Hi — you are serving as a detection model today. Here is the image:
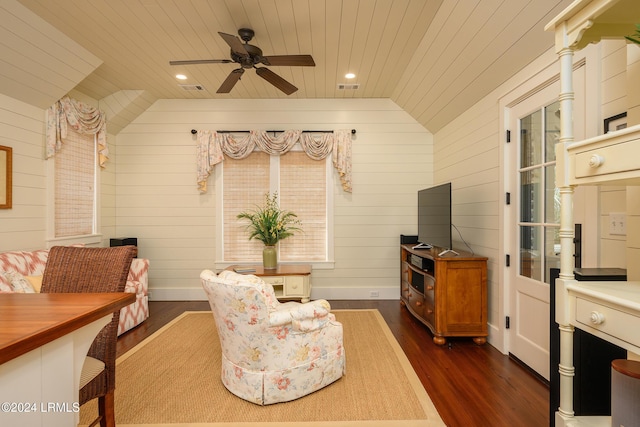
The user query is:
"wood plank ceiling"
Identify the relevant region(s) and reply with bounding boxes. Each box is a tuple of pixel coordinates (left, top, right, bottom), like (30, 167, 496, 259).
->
(7, 0, 572, 133)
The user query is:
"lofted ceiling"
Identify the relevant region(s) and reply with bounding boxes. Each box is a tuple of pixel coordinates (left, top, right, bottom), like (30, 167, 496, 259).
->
(5, 0, 572, 133)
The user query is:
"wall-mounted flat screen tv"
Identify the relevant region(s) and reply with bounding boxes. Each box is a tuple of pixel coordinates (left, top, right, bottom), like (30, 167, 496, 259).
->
(416, 182, 452, 253)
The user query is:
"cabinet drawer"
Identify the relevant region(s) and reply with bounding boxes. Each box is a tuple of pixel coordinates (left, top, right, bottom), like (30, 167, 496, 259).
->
(575, 298, 640, 347)
(401, 281, 410, 299)
(574, 137, 640, 180)
(408, 288, 425, 318)
(262, 276, 284, 286)
(423, 276, 435, 324)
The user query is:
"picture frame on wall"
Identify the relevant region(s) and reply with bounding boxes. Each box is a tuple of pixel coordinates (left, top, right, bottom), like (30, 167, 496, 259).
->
(604, 112, 627, 134)
(0, 145, 12, 209)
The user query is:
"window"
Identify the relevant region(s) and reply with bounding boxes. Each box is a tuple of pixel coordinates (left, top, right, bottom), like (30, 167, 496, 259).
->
(53, 127, 97, 238)
(518, 100, 561, 284)
(219, 148, 331, 264)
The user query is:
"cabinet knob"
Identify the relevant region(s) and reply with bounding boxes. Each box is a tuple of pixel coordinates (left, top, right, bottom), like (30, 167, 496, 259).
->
(590, 311, 605, 325)
(588, 154, 605, 168)
(416, 301, 423, 307)
(426, 285, 434, 291)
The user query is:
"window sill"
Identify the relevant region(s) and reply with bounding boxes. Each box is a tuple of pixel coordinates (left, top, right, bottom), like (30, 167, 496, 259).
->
(46, 234, 103, 248)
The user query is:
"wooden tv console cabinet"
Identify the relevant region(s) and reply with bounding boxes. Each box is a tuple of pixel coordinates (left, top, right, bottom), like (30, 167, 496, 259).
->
(400, 244, 488, 345)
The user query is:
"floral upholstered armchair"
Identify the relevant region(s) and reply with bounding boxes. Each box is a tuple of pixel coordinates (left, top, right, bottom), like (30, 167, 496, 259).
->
(200, 269, 345, 405)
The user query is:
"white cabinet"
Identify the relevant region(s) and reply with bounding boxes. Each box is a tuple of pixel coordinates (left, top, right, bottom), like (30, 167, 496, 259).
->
(546, 0, 640, 425)
(261, 274, 311, 302)
(568, 281, 640, 354)
(228, 264, 312, 303)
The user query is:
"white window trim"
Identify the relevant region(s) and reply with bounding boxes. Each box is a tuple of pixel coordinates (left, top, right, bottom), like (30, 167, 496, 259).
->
(214, 147, 335, 270)
(46, 135, 102, 248)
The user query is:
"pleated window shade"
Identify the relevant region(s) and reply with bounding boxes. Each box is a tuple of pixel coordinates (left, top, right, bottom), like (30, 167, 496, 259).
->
(223, 150, 327, 262)
(223, 152, 270, 262)
(54, 127, 95, 237)
(279, 152, 326, 261)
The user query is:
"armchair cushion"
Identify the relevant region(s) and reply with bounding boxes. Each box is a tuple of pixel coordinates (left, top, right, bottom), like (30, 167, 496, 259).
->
(201, 269, 345, 405)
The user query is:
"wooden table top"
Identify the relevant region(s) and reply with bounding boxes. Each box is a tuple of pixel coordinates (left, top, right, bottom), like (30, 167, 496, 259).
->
(227, 264, 311, 276)
(0, 293, 135, 365)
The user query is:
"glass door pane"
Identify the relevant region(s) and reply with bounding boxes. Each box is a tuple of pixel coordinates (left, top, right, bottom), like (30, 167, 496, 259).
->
(519, 100, 560, 283)
(520, 225, 542, 281)
(520, 110, 542, 168)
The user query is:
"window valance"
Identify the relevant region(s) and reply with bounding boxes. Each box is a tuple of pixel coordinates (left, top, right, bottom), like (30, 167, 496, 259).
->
(196, 129, 352, 193)
(45, 96, 108, 167)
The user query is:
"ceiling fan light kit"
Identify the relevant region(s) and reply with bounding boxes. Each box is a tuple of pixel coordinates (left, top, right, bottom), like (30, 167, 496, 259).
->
(170, 28, 315, 95)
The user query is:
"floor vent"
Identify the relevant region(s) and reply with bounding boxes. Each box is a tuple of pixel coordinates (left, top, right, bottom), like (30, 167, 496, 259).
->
(337, 83, 360, 90)
(179, 84, 205, 91)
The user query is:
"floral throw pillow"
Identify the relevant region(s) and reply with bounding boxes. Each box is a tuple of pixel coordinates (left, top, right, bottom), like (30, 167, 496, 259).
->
(1, 271, 36, 293)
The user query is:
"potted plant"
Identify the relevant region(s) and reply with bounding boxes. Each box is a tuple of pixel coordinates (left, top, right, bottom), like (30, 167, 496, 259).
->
(626, 24, 640, 45)
(237, 192, 301, 269)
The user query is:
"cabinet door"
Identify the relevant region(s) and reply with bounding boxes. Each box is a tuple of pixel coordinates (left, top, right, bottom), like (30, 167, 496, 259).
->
(284, 276, 306, 297)
(439, 261, 487, 334)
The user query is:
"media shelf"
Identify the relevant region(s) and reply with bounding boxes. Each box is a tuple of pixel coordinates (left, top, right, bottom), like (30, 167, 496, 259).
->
(400, 244, 488, 345)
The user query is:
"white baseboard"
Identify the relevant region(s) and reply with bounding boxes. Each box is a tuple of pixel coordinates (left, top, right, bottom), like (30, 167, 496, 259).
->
(486, 321, 502, 353)
(149, 286, 400, 302)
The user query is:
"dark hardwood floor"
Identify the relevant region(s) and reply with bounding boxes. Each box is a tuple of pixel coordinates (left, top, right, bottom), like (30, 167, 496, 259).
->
(117, 300, 549, 427)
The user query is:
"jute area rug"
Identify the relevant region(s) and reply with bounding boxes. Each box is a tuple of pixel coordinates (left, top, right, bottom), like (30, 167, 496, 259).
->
(80, 309, 445, 427)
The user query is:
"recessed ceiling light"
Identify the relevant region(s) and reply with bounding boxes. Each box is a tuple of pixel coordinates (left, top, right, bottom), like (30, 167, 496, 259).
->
(345, 73, 356, 79)
(176, 74, 188, 80)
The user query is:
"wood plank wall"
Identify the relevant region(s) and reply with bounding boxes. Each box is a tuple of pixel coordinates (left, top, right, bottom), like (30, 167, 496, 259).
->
(433, 85, 501, 348)
(114, 98, 433, 301)
(600, 40, 629, 270)
(0, 93, 47, 251)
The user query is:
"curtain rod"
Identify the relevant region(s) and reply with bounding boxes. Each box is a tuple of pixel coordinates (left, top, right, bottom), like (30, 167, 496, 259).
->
(190, 129, 356, 135)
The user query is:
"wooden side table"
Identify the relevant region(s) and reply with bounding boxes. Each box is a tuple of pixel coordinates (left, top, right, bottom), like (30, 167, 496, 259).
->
(226, 264, 312, 302)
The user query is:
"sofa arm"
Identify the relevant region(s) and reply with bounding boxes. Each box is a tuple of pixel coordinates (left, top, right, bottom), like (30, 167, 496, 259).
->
(269, 299, 332, 332)
(128, 258, 149, 294)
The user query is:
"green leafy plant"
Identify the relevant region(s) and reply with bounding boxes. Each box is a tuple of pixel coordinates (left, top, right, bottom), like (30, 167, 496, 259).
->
(626, 24, 640, 45)
(237, 192, 301, 245)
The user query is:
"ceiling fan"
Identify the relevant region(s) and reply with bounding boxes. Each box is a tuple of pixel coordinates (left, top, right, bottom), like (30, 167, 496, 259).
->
(170, 28, 315, 95)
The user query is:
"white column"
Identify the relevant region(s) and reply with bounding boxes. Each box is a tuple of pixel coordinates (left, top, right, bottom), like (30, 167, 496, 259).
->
(555, 40, 576, 426)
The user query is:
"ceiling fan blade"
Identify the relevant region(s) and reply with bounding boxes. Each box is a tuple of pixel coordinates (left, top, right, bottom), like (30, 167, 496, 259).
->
(217, 69, 244, 93)
(255, 67, 298, 95)
(218, 32, 248, 56)
(262, 55, 315, 67)
(169, 59, 232, 65)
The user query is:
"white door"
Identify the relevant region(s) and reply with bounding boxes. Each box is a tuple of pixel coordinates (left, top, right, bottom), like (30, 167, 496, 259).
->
(508, 82, 562, 381)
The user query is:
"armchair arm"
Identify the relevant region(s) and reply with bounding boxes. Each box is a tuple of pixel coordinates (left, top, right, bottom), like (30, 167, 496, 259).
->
(128, 258, 149, 290)
(269, 299, 333, 332)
